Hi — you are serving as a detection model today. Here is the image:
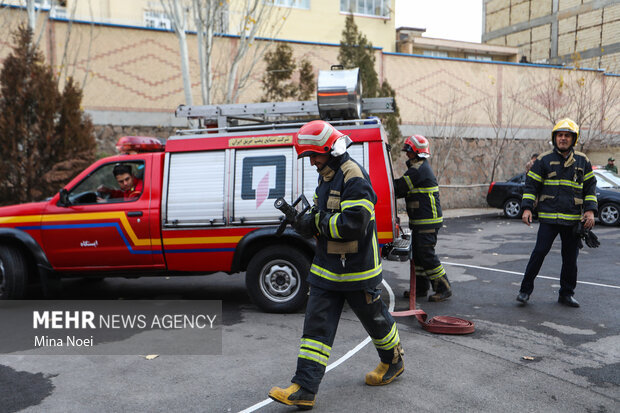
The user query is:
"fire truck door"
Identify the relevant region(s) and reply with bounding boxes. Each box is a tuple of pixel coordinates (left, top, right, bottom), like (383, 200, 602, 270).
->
(41, 160, 154, 270)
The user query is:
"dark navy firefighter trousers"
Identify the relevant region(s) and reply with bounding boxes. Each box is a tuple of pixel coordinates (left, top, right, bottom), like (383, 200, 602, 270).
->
(519, 222, 580, 297)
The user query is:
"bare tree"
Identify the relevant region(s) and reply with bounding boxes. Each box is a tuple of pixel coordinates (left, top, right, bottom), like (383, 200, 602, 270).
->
(25, 0, 35, 31)
(54, 1, 97, 90)
(564, 71, 620, 152)
(563, 71, 600, 151)
(597, 75, 620, 147)
(426, 90, 473, 183)
(23, 0, 48, 48)
(527, 68, 620, 152)
(529, 69, 567, 127)
(191, 0, 229, 105)
(217, 0, 290, 103)
(161, 0, 194, 105)
(0, 4, 21, 55)
(167, 0, 289, 105)
(483, 81, 525, 183)
(7, 1, 97, 90)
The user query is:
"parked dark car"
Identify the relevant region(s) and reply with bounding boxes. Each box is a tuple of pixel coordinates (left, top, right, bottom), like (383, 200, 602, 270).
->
(593, 169, 620, 226)
(486, 173, 527, 219)
(486, 170, 620, 226)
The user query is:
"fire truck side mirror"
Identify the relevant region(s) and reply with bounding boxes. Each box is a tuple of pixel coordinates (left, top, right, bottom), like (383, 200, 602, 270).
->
(58, 188, 71, 207)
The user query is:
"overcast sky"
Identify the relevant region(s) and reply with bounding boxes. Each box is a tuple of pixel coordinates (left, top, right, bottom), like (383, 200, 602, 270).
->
(394, 0, 483, 43)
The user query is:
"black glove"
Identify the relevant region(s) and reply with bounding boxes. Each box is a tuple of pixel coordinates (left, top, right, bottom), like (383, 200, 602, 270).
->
(293, 211, 318, 238)
(584, 229, 600, 248)
(573, 221, 600, 249)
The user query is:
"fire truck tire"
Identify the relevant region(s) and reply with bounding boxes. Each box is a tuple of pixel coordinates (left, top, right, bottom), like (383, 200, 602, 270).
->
(0, 245, 28, 300)
(246, 245, 310, 313)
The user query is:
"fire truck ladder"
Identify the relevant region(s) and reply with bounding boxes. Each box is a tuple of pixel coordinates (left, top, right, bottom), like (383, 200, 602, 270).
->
(174, 97, 394, 133)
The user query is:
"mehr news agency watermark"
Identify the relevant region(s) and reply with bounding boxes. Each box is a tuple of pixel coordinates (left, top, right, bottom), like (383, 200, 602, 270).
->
(0, 300, 222, 355)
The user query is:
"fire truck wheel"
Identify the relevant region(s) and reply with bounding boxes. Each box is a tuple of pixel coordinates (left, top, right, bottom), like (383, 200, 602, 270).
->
(0, 245, 28, 299)
(246, 245, 310, 313)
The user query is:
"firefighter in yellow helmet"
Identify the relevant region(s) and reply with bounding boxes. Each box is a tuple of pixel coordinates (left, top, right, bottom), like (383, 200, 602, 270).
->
(517, 118, 597, 307)
(268, 120, 404, 410)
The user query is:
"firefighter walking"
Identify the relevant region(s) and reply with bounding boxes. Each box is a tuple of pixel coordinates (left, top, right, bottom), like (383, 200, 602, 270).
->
(269, 120, 404, 409)
(394, 135, 452, 302)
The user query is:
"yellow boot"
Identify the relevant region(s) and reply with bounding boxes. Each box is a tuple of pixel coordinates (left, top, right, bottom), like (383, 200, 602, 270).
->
(365, 344, 404, 386)
(268, 383, 315, 410)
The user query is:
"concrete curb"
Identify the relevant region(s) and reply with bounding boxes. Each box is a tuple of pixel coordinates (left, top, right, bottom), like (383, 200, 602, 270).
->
(442, 208, 501, 219)
(398, 208, 502, 222)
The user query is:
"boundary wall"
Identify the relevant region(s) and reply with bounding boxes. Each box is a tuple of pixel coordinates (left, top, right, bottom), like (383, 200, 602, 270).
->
(1, 11, 619, 207)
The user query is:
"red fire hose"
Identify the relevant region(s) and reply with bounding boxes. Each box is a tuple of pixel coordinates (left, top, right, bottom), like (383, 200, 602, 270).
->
(391, 259, 474, 335)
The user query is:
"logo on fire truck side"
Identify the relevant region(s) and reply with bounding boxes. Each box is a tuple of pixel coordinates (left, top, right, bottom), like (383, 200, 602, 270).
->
(241, 156, 286, 208)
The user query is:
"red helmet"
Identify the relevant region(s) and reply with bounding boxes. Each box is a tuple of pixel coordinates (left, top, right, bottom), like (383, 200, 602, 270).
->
(402, 135, 430, 158)
(294, 120, 346, 158)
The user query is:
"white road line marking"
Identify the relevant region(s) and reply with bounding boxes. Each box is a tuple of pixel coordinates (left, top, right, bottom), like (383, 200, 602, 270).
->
(443, 261, 620, 289)
(241, 259, 616, 412)
(383, 279, 396, 312)
(325, 337, 371, 372)
(238, 280, 396, 413)
(238, 400, 271, 412)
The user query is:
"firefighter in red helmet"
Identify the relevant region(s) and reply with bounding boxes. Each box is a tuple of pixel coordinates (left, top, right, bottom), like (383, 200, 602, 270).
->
(394, 135, 452, 302)
(269, 120, 404, 409)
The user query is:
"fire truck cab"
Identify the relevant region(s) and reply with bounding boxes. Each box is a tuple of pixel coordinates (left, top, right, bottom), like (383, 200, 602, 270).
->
(0, 67, 410, 312)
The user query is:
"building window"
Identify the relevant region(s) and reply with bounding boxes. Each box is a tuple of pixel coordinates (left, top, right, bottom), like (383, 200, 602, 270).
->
(422, 50, 448, 58)
(34, 0, 52, 9)
(466, 54, 493, 61)
(272, 0, 310, 9)
(340, 0, 390, 18)
(49, 6, 67, 19)
(144, 10, 172, 30)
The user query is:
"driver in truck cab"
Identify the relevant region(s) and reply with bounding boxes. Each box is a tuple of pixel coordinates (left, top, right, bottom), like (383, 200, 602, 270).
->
(97, 164, 143, 202)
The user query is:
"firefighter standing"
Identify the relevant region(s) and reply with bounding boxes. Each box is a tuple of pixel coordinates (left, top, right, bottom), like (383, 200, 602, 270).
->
(393, 135, 452, 302)
(269, 120, 404, 409)
(517, 118, 597, 307)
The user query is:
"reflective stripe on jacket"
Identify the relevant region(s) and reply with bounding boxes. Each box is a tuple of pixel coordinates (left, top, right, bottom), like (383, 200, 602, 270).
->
(308, 152, 382, 291)
(393, 158, 443, 229)
(521, 148, 597, 225)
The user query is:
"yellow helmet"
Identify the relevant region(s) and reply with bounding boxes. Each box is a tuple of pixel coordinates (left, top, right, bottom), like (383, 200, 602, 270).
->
(552, 118, 579, 147)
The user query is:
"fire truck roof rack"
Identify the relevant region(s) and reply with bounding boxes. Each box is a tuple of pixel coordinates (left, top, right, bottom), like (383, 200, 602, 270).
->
(174, 66, 394, 133)
(174, 97, 394, 134)
(175, 117, 383, 136)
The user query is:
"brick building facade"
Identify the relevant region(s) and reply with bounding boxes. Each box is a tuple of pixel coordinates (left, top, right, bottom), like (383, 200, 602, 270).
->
(483, 0, 620, 73)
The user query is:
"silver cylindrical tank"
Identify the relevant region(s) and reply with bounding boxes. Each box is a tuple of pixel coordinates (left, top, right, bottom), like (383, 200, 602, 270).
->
(317, 66, 362, 120)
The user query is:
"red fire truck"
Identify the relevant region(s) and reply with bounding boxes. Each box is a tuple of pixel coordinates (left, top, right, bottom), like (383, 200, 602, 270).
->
(0, 68, 410, 312)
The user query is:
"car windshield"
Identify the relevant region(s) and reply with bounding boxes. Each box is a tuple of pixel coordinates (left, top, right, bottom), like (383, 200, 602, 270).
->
(594, 170, 620, 189)
(510, 173, 525, 183)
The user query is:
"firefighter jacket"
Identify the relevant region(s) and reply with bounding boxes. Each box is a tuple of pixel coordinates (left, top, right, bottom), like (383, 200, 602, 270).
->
(522, 148, 597, 226)
(308, 152, 382, 292)
(393, 158, 443, 230)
